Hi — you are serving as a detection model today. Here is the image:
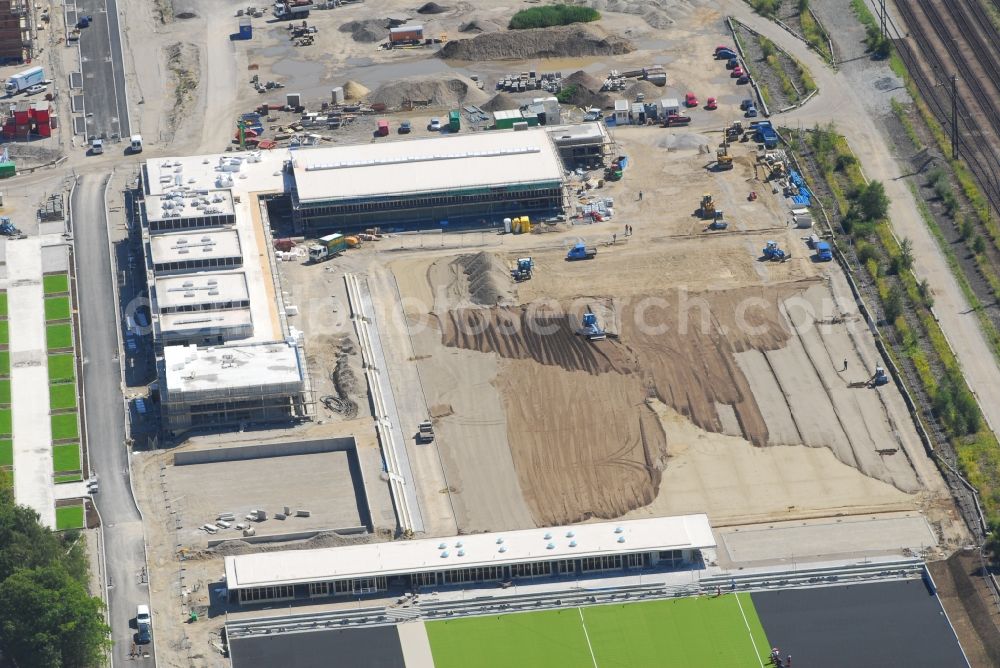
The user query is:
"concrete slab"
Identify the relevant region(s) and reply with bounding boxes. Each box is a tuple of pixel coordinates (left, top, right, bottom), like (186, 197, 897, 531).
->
(397, 621, 435, 668)
(718, 513, 938, 565)
(9, 237, 55, 528)
(54, 481, 89, 500)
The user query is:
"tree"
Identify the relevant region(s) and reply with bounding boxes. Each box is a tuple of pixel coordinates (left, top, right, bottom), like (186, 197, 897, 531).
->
(856, 180, 889, 221)
(0, 564, 111, 668)
(884, 284, 904, 323)
(899, 237, 914, 272)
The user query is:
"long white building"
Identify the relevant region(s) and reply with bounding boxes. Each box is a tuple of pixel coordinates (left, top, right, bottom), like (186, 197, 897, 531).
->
(223, 515, 717, 604)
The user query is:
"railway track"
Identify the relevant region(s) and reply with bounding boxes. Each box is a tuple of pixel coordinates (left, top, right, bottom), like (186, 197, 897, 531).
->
(891, 0, 1000, 212)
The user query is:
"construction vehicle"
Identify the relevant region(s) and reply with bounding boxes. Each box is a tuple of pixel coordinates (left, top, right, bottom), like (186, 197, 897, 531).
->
(700, 193, 717, 219)
(707, 215, 728, 231)
(868, 366, 889, 387)
(725, 121, 744, 142)
(272, 0, 311, 19)
(5, 66, 44, 95)
(715, 145, 733, 170)
(510, 257, 534, 282)
(567, 242, 597, 261)
(577, 307, 606, 341)
(814, 241, 833, 262)
(0, 218, 20, 237)
(416, 420, 435, 443)
(761, 240, 787, 261)
(308, 233, 347, 262)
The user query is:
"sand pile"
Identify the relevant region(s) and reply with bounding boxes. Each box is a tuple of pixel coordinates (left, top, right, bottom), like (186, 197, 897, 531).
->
(559, 70, 612, 108)
(656, 133, 710, 151)
(417, 1, 449, 13)
(438, 25, 635, 61)
(459, 16, 502, 33)
(482, 92, 521, 111)
(338, 19, 389, 43)
(576, 0, 694, 29)
(369, 74, 490, 109)
(624, 80, 666, 100)
(455, 252, 510, 306)
(343, 80, 371, 100)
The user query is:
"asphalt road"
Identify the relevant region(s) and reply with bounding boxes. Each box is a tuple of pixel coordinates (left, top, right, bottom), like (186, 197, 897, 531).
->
(73, 173, 152, 665)
(74, 0, 129, 140)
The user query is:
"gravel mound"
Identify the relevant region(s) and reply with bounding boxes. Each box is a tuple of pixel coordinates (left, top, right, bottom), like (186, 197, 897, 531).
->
(343, 80, 371, 100)
(459, 16, 502, 33)
(482, 92, 521, 111)
(338, 19, 389, 43)
(576, 0, 693, 28)
(369, 74, 490, 109)
(438, 25, 635, 61)
(656, 133, 710, 151)
(623, 80, 664, 100)
(457, 252, 510, 306)
(417, 1, 449, 13)
(560, 70, 612, 108)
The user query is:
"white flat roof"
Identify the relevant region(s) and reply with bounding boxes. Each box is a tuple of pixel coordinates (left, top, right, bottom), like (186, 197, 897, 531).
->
(145, 151, 290, 198)
(291, 129, 564, 204)
(163, 342, 303, 396)
(154, 272, 249, 311)
(146, 190, 235, 222)
(546, 123, 607, 143)
(150, 228, 242, 266)
(224, 514, 715, 590)
(614, 100, 629, 111)
(160, 309, 253, 337)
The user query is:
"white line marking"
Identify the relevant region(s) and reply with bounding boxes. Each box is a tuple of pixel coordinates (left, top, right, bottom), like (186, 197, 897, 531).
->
(735, 593, 765, 668)
(578, 607, 599, 668)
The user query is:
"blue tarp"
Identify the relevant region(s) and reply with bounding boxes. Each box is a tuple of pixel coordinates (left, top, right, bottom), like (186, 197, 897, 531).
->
(788, 169, 812, 205)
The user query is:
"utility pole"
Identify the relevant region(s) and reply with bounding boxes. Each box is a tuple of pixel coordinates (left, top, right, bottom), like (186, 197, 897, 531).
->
(880, 0, 887, 39)
(951, 74, 959, 160)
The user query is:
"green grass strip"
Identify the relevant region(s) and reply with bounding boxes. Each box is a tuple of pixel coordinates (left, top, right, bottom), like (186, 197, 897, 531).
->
(55, 504, 84, 531)
(48, 354, 74, 383)
(0, 379, 9, 405)
(0, 409, 11, 437)
(45, 324, 72, 350)
(49, 383, 77, 411)
(44, 297, 70, 322)
(43, 274, 69, 295)
(50, 413, 78, 441)
(0, 351, 9, 377)
(0, 439, 11, 467)
(55, 474, 83, 483)
(0, 292, 7, 317)
(52, 443, 80, 473)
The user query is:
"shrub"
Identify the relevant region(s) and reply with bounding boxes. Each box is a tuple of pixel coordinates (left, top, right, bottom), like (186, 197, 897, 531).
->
(508, 5, 600, 29)
(555, 84, 578, 104)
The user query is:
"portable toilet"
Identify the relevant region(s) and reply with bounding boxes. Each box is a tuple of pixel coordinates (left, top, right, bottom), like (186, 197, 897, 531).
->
(659, 98, 680, 116)
(613, 99, 630, 125)
(238, 17, 252, 39)
(503, 218, 512, 234)
(331, 86, 345, 105)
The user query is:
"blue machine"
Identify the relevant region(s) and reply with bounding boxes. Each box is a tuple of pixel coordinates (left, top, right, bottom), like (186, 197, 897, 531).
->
(814, 241, 833, 262)
(510, 257, 534, 281)
(566, 243, 596, 261)
(762, 240, 787, 261)
(577, 309, 606, 341)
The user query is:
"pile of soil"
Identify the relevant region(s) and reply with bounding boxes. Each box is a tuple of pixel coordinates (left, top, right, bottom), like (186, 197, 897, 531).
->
(576, 0, 693, 29)
(455, 252, 510, 306)
(369, 74, 490, 109)
(417, 1, 449, 13)
(459, 16, 502, 33)
(623, 80, 665, 100)
(559, 70, 612, 108)
(338, 19, 389, 43)
(481, 92, 521, 112)
(438, 25, 635, 61)
(656, 133, 710, 151)
(343, 80, 371, 100)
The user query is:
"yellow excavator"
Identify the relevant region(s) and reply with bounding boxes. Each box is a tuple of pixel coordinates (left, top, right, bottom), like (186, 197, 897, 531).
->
(716, 144, 734, 170)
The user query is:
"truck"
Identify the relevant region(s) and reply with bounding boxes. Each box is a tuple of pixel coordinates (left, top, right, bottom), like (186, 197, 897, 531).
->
(272, 0, 311, 20)
(448, 110, 460, 132)
(416, 420, 435, 444)
(308, 233, 347, 262)
(814, 241, 833, 262)
(377, 120, 389, 137)
(566, 242, 596, 261)
(5, 66, 44, 95)
(752, 121, 779, 149)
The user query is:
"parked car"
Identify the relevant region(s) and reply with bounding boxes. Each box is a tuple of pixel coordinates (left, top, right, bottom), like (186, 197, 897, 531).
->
(429, 117, 441, 131)
(727, 57, 739, 70)
(740, 98, 755, 111)
(731, 66, 744, 78)
(737, 74, 751, 85)
(745, 105, 758, 118)
(399, 120, 411, 134)
(706, 97, 718, 110)
(685, 92, 698, 108)
(664, 114, 692, 127)
(24, 83, 46, 95)
(136, 604, 151, 627)
(583, 108, 602, 122)
(137, 621, 151, 644)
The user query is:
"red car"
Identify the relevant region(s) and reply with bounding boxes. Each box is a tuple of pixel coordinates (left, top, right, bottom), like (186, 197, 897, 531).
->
(664, 114, 692, 127)
(706, 97, 718, 110)
(714, 45, 732, 55)
(685, 92, 698, 108)
(731, 65, 744, 78)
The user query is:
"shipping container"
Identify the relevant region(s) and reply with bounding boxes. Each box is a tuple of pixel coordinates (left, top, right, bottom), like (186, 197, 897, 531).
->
(389, 25, 423, 44)
(449, 110, 460, 132)
(377, 120, 389, 136)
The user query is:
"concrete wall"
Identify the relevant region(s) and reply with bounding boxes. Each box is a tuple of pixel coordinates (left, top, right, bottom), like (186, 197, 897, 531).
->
(173, 436, 355, 465)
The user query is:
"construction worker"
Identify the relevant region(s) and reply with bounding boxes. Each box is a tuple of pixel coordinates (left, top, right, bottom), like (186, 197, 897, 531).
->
(639, 191, 643, 201)
(843, 358, 848, 371)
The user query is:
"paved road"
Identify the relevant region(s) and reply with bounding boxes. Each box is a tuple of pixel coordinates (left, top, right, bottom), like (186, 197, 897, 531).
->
(73, 173, 152, 665)
(726, 0, 1000, 452)
(73, 0, 129, 140)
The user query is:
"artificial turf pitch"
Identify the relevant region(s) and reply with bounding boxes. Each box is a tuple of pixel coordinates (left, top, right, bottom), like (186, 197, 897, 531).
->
(427, 594, 770, 668)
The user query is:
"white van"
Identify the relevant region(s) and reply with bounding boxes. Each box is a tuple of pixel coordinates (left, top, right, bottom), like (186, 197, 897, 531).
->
(90, 138, 104, 155)
(130, 134, 143, 153)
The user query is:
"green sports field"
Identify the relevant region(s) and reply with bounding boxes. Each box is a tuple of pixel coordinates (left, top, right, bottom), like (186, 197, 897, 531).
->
(427, 594, 770, 668)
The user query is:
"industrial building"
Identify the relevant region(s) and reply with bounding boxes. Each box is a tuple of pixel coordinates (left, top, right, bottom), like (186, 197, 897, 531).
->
(222, 514, 716, 604)
(288, 129, 566, 233)
(0, 0, 32, 64)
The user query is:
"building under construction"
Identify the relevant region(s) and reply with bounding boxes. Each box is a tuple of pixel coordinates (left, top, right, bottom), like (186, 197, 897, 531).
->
(0, 0, 32, 64)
